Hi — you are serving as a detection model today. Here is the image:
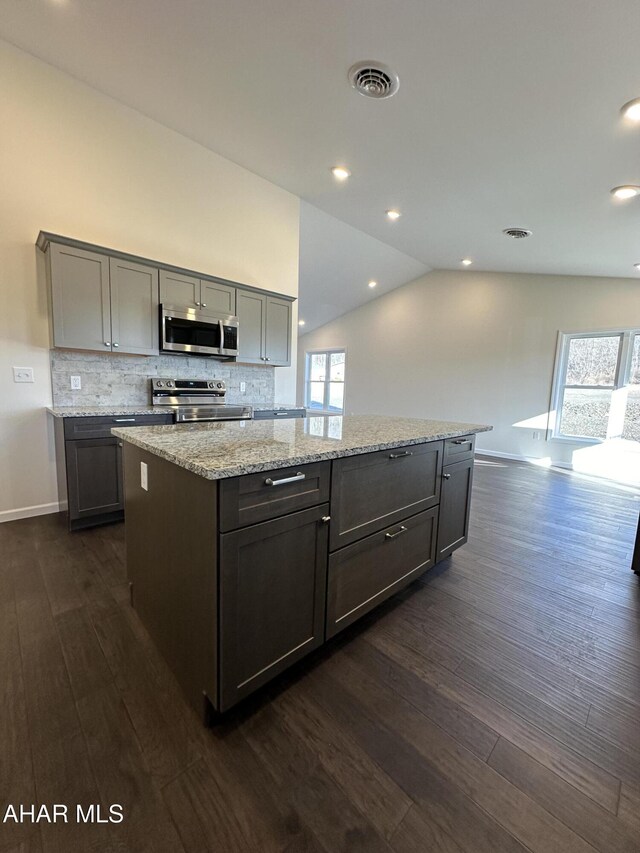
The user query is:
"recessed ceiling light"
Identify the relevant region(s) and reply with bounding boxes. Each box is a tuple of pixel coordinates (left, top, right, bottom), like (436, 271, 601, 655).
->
(621, 98, 640, 121)
(461, 259, 473, 266)
(386, 209, 401, 220)
(634, 263, 640, 271)
(611, 185, 640, 200)
(331, 166, 351, 181)
(368, 280, 377, 288)
(298, 319, 306, 326)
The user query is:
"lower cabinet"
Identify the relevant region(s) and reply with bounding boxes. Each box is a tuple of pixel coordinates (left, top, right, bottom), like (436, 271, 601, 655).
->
(326, 506, 438, 638)
(66, 437, 124, 522)
(218, 504, 329, 711)
(436, 457, 474, 561)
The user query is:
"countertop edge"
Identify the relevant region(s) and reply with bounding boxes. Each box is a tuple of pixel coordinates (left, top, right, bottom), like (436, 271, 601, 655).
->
(112, 423, 493, 481)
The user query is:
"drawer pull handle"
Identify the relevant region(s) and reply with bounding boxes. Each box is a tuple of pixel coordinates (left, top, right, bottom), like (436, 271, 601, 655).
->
(265, 472, 305, 487)
(274, 412, 289, 416)
(443, 472, 451, 479)
(452, 439, 468, 445)
(385, 525, 408, 540)
(115, 418, 136, 422)
(389, 450, 413, 459)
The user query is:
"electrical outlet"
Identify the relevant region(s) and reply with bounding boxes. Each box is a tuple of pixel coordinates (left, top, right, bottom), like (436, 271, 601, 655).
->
(140, 461, 148, 491)
(70, 375, 82, 390)
(532, 431, 540, 440)
(13, 367, 34, 383)
(240, 382, 246, 393)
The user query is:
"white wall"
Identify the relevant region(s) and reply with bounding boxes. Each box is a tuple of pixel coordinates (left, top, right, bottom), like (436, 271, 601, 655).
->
(0, 39, 299, 521)
(298, 268, 640, 467)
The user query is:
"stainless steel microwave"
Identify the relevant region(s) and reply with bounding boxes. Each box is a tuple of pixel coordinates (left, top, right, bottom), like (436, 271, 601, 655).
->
(160, 305, 239, 358)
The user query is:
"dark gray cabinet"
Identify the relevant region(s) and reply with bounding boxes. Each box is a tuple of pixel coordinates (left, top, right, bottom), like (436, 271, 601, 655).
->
(252, 408, 306, 420)
(326, 506, 438, 638)
(54, 414, 173, 530)
(66, 438, 124, 522)
(330, 441, 442, 550)
(219, 504, 329, 710)
(160, 270, 236, 314)
(436, 456, 474, 562)
(236, 291, 292, 365)
(48, 244, 159, 355)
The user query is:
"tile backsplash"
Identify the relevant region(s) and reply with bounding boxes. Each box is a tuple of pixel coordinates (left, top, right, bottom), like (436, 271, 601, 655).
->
(50, 351, 275, 407)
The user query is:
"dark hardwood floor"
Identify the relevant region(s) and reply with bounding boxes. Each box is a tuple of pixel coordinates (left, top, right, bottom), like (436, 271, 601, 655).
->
(1, 457, 640, 852)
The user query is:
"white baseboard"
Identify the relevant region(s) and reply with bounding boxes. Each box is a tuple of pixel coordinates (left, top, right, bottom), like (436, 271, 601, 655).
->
(475, 449, 553, 466)
(0, 501, 60, 524)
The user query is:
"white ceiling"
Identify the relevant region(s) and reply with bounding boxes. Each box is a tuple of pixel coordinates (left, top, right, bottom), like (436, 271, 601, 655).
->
(298, 202, 429, 332)
(3, 0, 640, 327)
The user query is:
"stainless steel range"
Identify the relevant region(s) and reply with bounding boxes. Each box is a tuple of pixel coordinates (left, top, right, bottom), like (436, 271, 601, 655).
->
(151, 378, 252, 422)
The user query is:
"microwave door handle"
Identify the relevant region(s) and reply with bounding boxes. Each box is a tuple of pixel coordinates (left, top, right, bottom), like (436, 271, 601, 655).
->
(219, 319, 224, 351)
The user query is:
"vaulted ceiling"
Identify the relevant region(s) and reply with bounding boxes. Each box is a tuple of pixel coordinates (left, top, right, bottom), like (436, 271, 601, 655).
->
(3, 0, 640, 329)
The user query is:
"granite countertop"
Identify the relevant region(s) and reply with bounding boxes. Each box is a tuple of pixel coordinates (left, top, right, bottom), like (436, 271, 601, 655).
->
(47, 405, 164, 418)
(47, 403, 305, 418)
(112, 414, 492, 480)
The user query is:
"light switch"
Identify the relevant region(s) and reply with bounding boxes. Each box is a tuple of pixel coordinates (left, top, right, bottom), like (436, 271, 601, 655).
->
(13, 367, 34, 383)
(70, 375, 82, 390)
(140, 461, 148, 491)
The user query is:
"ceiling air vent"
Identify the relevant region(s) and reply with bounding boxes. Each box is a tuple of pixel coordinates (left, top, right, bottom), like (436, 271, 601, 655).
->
(348, 61, 399, 99)
(503, 228, 532, 239)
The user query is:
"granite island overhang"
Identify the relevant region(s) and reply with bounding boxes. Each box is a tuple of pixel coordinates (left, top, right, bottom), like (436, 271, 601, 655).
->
(113, 414, 492, 718)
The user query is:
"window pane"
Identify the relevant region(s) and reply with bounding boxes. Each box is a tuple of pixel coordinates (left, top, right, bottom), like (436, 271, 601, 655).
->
(306, 381, 325, 410)
(629, 335, 640, 385)
(308, 353, 326, 382)
(623, 385, 640, 441)
(560, 388, 612, 439)
(327, 382, 344, 412)
(565, 336, 620, 386)
(330, 352, 345, 381)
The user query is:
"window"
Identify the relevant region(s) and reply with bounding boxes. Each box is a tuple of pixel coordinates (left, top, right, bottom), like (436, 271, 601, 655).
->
(304, 349, 346, 413)
(552, 329, 640, 441)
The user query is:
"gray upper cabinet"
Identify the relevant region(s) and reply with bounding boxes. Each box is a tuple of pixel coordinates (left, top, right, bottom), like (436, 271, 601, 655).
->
(109, 258, 159, 355)
(160, 270, 236, 315)
(159, 270, 200, 308)
(237, 292, 291, 366)
(265, 297, 291, 365)
(41, 232, 293, 362)
(48, 242, 159, 355)
(236, 290, 265, 362)
(49, 244, 111, 352)
(201, 280, 236, 315)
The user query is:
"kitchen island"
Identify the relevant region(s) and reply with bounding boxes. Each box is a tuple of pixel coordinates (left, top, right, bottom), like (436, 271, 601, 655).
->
(113, 414, 491, 717)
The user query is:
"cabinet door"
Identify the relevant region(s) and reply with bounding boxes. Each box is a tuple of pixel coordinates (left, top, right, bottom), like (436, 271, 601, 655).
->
(66, 438, 123, 522)
(219, 504, 329, 710)
(109, 258, 159, 355)
(236, 290, 265, 363)
(200, 280, 236, 315)
(436, 457, 474, 562)
(265, 297, 292, 365)
(330, 441, 443, 550)
(327, 506, 438, 638)
(159, 270, 200, 309)
(49, 244, 111, 352)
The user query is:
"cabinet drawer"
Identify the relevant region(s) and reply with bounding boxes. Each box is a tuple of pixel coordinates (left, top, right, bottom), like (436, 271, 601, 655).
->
(64, 414, 173, 440)
(443, 434, 475, 465)
(253, 408, 306, 420)
(330, 441, 442, 550)
(219, 461, 330, 531)
(326, 506, 438, 638)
